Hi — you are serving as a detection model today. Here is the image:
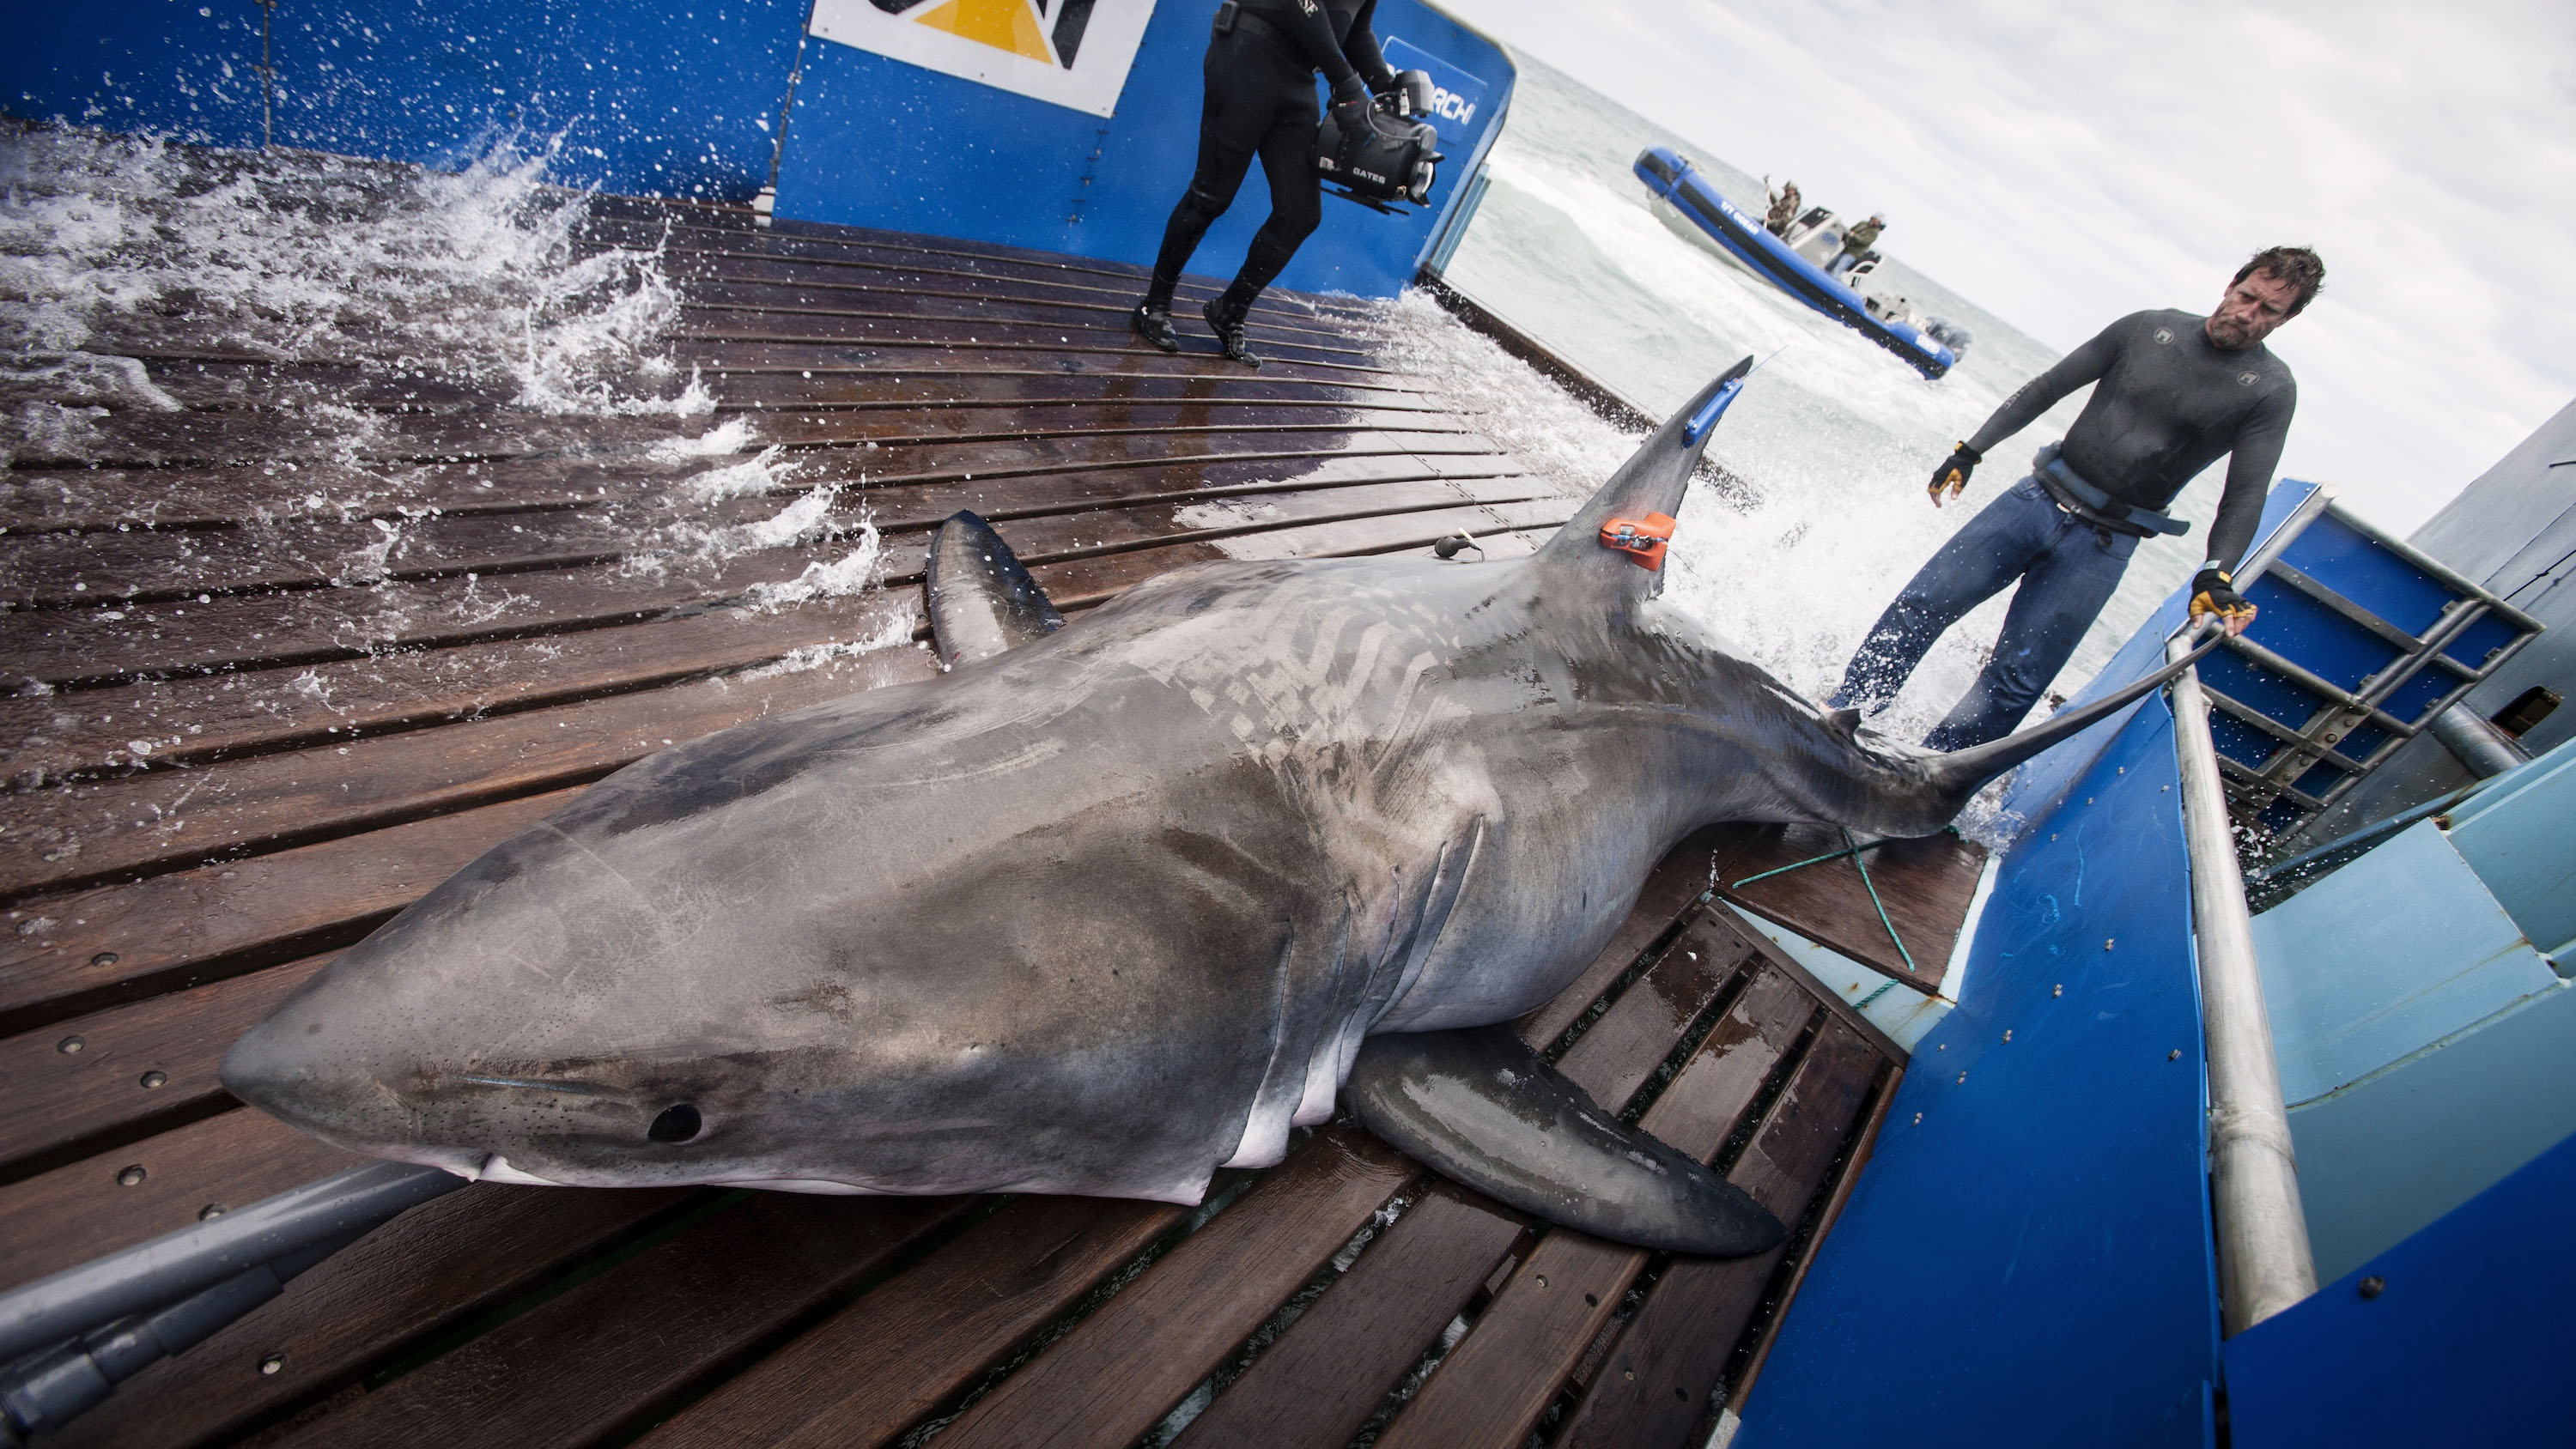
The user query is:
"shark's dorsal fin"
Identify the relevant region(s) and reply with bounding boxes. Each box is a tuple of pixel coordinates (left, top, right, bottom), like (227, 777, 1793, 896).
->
(1342, 1025, 1785, 1257)
(926, 511, 1064, 666)
(1826, 706, 1862, 740)
(1533, 356, 1753, 602)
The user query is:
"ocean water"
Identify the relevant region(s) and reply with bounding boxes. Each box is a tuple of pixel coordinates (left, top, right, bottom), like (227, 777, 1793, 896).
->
(1411, 58, 2227, 738)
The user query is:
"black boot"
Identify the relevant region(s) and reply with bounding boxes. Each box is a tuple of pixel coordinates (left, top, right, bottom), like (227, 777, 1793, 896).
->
(1130, 301, 1180, 354)
(1202, 297, 1261, 368)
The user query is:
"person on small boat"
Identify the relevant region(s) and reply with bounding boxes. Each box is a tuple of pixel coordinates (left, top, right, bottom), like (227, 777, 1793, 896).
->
(1824, 214, 1885, 279)
(1130, 0, 1399, 368)
(1765, 179, 1802, 235)
(1831, 246, 2326, 750)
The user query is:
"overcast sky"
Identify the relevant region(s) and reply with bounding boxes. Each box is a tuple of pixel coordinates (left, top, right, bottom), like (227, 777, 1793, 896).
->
(1437, 0, 2576, 533)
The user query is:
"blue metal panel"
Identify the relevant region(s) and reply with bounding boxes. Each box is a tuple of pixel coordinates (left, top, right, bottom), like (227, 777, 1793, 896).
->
(2439, 608, 2522, 670)
(2443, 738, 2576, 957)
(265, 0, 805, 198)
(2225, 1126, 2576, 1447)
(9, 0, 805, 199)
(6, 0, 270, 149)
(2276, 510, 2456, 639)
(771, 0, 1515, 297)
(1736, 700, 2220, 1449)
(2233, 580, 2392, 694)
(2285, 973, 2576, 1282)
(2252, 820, 2559, 1107)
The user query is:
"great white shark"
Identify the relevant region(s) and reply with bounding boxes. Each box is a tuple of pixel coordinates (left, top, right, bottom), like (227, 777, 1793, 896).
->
(223, 361, 2211, 1257)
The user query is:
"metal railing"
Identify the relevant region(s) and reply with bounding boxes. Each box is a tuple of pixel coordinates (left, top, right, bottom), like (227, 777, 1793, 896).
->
(2167, 628, 2318, 1334)
(2196, 494, 2544, 829)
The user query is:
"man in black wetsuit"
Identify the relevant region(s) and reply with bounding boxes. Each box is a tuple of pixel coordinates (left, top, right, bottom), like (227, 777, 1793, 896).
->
(1130, 0, 1397, 368)
(1832, 246, 2326, 749)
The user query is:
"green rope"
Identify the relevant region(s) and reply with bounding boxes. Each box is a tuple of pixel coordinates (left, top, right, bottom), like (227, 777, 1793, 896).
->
(1723, 828, 1923, 977)
(1729, 838, 1879, 889)
(1844, 828, 1919, 974)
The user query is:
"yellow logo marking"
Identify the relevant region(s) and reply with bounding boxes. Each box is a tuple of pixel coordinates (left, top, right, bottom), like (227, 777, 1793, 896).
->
(910, 0, 1056, 64)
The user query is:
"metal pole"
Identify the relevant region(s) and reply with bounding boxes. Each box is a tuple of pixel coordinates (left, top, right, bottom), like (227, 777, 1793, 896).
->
(2429, 704, 2531, 779)
(0, 1161, 463, 1364)
(2167, 632, 2318, 1335)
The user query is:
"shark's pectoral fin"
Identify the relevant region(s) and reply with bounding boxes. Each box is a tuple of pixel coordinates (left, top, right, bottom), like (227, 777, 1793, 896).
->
(926, 511, 1065, 666)
(1343, 1026, 1785, 1258)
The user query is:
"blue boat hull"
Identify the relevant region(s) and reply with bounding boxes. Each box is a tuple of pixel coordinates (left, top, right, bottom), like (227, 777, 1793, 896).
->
(1634, 146, 1953, 379)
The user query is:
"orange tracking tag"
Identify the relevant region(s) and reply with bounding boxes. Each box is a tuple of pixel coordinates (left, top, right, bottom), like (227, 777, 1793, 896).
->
(1599, 512, 1677, 571)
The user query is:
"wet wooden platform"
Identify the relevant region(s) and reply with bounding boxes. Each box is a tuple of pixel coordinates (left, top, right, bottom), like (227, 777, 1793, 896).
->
(1, 185, 1950, 1447)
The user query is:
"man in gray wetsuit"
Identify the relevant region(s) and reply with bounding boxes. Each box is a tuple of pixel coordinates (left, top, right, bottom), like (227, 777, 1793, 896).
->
(1832, 246, 2325, 749)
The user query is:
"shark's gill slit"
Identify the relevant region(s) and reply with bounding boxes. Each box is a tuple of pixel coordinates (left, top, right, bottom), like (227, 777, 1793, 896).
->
(648, 1103, 703, 1143)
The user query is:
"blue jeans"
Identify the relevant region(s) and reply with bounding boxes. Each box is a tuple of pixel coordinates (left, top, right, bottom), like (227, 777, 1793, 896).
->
(1831, 476, 2139, 750)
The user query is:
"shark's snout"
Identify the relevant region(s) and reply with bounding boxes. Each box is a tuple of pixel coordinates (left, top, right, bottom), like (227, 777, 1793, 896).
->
(220, 982, 442, 1159)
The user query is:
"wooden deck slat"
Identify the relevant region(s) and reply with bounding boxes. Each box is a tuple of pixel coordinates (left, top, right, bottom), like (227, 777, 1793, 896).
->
(0, 789, 578, 1031)
(583, 213, 1379, 323)
(665, 266, 1371, 343)
(0, 388, 1452, 473)
(1516, 837, 1724, 1047)
(639, 1194, 1187, 1449)
(665, 330, 1400, 378)
(1162, 1187, 1526, 1449)
(933, 1131, 1417, 1449)
(54, 1183, 696, 1449)
(0, 466, 1525, 615)
(0, 446, 1511, 676)
(1141, 919, 1783, 1449)
(1366, 964, 1823, 1449)
(668, 301, 1376, 364)
(0, 360, 1414, 435)
(0, 433, 1475, 542)
(0, 660, 910, 906)
(0, 951, 329, 1177)
(4, 478, 1525, 828)
(1554, 1027, 1886, 1449)
(1704, 822, 1988, 992)
(0, 592, 922, 791)
(668, 284, 1376, 351)
(1550, 912, 1760, 1106)
(0, 497, 1499, 703)
(264, 1194, 975, 1449)
(687, 347, 1429, 397)
(0, 1107, 363, 1287)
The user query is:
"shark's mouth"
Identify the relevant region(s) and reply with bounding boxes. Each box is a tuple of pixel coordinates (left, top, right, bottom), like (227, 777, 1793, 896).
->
(475, 1152, 875, 1195)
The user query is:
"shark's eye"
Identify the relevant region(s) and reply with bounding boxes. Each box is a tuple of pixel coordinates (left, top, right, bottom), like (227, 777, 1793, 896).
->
(648, 1103, 702, 1143)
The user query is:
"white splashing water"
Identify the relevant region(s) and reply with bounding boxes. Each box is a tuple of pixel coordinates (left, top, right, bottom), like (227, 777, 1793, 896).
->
(2, 130, 917, 734)
(0, 128, 706, 420)
(1365, 290, 2030, 841)
(741, 519, 892, 614)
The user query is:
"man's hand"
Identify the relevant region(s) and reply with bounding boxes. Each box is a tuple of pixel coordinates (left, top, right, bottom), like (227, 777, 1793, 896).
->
(2189, 567, 2258, 636)
(1328, 75, 1374, 149)
(1927, 442, 1979, 508)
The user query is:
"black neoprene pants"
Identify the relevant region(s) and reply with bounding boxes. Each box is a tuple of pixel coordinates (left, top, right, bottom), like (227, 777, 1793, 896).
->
(1145, 25, 1323, 319)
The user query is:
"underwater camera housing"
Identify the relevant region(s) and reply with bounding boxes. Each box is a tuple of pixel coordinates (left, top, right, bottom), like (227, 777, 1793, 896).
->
(1315, 68, 1443, 212)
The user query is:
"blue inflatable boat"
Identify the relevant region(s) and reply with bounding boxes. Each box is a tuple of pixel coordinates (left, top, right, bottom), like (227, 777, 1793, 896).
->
(1634, 146, 1955, 379)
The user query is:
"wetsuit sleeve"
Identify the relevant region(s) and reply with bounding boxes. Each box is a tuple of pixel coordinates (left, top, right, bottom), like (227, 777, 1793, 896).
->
(2204, 377, 2296, 573)
(1341, 0, 1400, 92)
(1963, 315, 2126, 458)
(1275, 0, 1362, 87)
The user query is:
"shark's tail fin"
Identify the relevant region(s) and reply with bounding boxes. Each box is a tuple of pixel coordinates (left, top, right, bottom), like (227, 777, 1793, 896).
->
(1914, 628, 2224, 817)
(1533, 357, 1753, 596)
